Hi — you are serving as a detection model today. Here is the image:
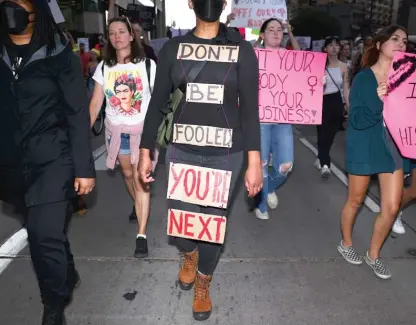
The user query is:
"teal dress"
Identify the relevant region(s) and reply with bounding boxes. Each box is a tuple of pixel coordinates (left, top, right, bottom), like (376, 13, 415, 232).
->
(346, 68, 403, 175)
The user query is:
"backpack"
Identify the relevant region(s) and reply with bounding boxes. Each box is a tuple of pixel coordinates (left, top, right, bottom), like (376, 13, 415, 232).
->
(156, 89, 184, 148)
(155, 55, 207, 148)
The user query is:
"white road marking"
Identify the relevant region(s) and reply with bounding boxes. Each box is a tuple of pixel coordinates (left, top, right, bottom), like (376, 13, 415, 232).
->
(0, 144, 107, 275)
(298, 137, 381, 213)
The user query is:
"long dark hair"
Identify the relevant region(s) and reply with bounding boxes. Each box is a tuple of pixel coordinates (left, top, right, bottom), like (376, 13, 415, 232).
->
(104, 17, 145, 67)
(362, 24, 408, 68)
(323, 36, 341, 67)
(0, 0, 65, 57)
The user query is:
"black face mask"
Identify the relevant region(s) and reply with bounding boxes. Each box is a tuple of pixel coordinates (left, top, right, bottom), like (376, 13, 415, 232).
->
(193, 0, 223, 23)
(1, 1, 34, 35)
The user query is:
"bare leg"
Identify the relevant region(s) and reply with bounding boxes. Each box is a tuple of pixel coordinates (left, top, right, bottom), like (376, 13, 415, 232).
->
(118, 155, 135, 200)
(369, 170, 403, 260)
(341, 175, 371, 246)
(132, 163, 150, 235)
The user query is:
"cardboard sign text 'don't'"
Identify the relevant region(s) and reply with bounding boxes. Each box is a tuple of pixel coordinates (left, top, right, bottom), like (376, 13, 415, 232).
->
(167, 209, 227, 244)
(167, 163, 232, 209)
(173, 124, 233, 148)
(186, 83, 224, 104)
(177, 43, 239, 63)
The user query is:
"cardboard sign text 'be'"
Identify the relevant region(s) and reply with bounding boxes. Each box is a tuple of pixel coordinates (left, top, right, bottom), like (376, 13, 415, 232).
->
(256, 48, 326, 125)
(167, 163, 232, 209)
(167, 209, 226, 244)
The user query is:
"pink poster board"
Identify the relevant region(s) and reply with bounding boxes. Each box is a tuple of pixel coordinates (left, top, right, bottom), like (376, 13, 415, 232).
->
(255, 48, 327, 125)
(384, 52, 416, 159)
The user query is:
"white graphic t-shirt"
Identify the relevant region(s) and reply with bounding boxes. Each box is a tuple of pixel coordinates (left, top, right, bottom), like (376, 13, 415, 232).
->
(93, 60, 156, 125)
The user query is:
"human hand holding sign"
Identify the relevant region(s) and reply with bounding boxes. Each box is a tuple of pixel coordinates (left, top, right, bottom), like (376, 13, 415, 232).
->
(245, 152, 263, 198)
(74, 178, 95, 195)
(377, 82, 388, 101)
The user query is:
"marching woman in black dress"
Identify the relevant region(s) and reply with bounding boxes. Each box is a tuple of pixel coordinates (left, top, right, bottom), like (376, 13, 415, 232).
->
(0, 1, 95, 324)
(139, 0, 262, 321)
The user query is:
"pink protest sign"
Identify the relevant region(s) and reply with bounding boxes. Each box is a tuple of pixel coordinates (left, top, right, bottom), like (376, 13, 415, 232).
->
(255, 48, 327, 125)
(384, 52, 416, 158)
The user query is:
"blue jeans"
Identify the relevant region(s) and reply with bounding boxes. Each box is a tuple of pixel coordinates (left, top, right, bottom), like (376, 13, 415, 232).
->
(256, 124, 294, 213)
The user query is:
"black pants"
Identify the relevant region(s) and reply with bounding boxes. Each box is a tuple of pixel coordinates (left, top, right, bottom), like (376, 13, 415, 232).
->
(26, 200, 74, 306)
(165, 145, 243, 275)
(317, 92, 344, 167)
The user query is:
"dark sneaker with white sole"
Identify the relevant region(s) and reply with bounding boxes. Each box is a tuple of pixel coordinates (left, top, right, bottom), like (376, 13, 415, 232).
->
(134, 237, 148, 258)
(337, 241, 363, 265)
(365, 252, 392, 280)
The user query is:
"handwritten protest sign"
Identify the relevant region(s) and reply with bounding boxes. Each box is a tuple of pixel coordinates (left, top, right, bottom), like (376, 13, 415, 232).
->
(177, 43, 239, 62)
(167, 163, 232, 209)
(167, 209, 227, 244)
(255, 48, 326, 125)
(173, 124, 233, 148)
(186, 83, 224, 104)
(230, 0, 287, 28)
(384, 52, 416, 158)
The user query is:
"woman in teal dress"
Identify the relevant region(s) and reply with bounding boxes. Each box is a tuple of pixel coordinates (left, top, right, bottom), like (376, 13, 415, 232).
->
(337, 25, 408, 280)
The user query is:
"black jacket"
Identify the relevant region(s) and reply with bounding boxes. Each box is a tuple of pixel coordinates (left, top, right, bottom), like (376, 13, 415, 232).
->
(140, 24, 260, 155)
(0, 37, 95, 207)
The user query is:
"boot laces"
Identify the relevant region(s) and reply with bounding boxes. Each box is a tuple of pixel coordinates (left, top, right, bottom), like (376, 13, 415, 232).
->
(183, 253, 196, 272)
(195, 276, 210, 301)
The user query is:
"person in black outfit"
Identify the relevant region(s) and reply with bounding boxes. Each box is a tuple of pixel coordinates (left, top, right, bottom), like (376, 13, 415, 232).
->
(139, 0, 262, 320)
(0, 0, 95, 324)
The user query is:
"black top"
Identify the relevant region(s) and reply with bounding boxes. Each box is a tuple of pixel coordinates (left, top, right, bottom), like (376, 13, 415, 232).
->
(140, 24, 260, 155)
(0, 36, 95, 207)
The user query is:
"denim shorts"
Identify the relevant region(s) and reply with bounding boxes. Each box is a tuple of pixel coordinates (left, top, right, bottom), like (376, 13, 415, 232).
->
(108, 133, 131, 155)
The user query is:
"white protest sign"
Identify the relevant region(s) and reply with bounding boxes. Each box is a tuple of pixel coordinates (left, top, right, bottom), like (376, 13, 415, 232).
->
(173, 124, 233, 148)
(186, 83, 224, 104)
(167, 163, 232, 209)
(177, 43, 239, 62)
(167, 209, 227, 244)
(230, 0, 288, 29)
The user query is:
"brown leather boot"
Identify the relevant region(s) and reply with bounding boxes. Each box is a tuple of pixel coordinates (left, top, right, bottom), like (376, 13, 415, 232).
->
(193, 273, 212, 321)
(178, 249, 198, 290)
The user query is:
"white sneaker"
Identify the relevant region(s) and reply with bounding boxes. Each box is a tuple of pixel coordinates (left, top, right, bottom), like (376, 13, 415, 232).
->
(314, 159, 321, 170)
(267, 192, 278, 209)
(321, 165, 331, 178)
(255, 208, 269, 220)
(392, 211, 405, 235)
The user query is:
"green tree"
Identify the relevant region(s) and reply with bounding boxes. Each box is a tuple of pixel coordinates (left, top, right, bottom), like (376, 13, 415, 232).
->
(291, 8, 342, 40)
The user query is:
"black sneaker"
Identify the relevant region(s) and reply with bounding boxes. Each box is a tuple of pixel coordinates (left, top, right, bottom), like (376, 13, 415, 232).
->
(134, 237, 148, 258)
(129, 206, 137, 223)
(42, 305, 66, 325)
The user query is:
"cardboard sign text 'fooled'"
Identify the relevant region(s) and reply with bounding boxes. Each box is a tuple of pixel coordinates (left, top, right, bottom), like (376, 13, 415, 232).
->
(167, 209, 227, 244)
(167, 163, 232, 209)
(177, 43, 239, 63)
(186, 83, 224, 104)
(173, 124, 233, 148)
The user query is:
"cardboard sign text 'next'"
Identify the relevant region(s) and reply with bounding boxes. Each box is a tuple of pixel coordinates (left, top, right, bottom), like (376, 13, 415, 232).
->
(384, 52, 416, 158)
(167, 163, 232, 209)
(167, 209, 226, 244)
(255, 48, 326, 125)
